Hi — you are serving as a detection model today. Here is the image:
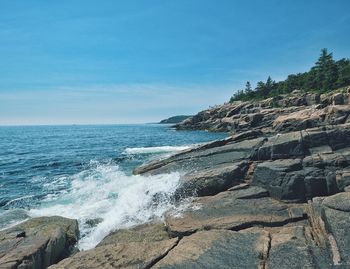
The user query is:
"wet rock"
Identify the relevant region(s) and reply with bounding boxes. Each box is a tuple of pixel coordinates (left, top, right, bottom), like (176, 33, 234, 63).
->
(84, 218, 103, 228)
(0, 216, 79, 269)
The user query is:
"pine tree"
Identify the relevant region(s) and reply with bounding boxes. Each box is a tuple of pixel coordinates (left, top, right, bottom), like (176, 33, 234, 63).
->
(244, 81, 252, 93)
(313, 48, 338, 91)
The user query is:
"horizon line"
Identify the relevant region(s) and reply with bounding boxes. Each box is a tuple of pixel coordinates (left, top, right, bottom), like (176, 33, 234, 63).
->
(0, 122, 171, 127)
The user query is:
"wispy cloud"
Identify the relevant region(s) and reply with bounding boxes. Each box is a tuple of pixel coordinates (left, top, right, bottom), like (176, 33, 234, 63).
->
(0, 82, 236, 125)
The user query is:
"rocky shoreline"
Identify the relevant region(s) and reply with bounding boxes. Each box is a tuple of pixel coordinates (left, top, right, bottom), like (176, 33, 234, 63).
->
(2, 88, 350, 268)
(175, 87, 350, 133)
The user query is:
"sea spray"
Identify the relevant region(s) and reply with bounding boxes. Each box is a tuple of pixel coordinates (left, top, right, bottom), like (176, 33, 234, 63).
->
(28, 160, 188, 250)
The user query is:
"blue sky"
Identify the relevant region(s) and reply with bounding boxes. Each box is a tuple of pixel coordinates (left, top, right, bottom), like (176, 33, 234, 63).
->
(1, 0, 350, 124)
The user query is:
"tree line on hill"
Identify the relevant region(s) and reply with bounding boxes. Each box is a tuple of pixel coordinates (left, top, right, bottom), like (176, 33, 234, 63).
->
(230, 49, 350, 102)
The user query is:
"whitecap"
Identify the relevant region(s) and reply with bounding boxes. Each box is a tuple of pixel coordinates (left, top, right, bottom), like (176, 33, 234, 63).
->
(4, 195, 36, 208)
(123, 145, 190, 155)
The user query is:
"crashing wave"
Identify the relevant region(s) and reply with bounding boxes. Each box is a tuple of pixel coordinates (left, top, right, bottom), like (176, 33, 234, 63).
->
(28, 161, 187, 250)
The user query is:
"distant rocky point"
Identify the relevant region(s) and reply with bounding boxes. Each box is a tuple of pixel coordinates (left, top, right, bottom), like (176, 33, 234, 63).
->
(159, 115, 192, 124)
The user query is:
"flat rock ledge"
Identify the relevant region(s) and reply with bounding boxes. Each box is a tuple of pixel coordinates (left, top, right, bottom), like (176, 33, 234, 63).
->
(0, 216, 79, 269)
(49, 190, 350, 268)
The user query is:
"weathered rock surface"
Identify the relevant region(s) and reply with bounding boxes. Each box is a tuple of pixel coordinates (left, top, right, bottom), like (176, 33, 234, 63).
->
(175, 89, 350, 133)
(97, 222, 170, 247)
(136, 124, 350, 203)
(153, 229, 270, 269)
(267, 226, 325, 269)
(165, 186, 306, 236)
(321, 192, 350, 264)
(0, 216, 79, 269)
(49, 239, 179, 269)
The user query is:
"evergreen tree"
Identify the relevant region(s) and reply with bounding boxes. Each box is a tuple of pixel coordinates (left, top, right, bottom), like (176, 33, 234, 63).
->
(255, 77, 275, 98)
(312, 48, 338, 90)
(255, 81, 266, 98)
(336, 59, 350, 87)
(244, 81, 254, 99)
(244, 81, 252, 94)
(265, 76, 275, 96)
(229, 49, 350, 103)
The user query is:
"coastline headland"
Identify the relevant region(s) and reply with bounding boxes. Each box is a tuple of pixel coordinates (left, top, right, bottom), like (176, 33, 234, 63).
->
(2, 87, 350, 268)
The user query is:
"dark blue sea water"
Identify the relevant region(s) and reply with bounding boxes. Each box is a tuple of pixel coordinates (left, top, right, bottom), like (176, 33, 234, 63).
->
(0, 124, 226, 249)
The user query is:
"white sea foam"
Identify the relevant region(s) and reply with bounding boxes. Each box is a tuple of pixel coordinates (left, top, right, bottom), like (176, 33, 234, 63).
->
(28, 161, 187, 250)
(124, 145, 190, 154)
(4, 195, 35, 207)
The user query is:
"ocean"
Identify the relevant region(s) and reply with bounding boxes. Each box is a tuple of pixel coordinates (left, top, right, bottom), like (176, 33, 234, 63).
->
(0, 124, 226, 249)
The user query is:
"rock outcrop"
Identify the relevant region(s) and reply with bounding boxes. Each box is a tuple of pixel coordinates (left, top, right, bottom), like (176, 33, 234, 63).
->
(175, 87, 350, 133)
(0, 216, 79, 269)
(137, 124, 350, 203)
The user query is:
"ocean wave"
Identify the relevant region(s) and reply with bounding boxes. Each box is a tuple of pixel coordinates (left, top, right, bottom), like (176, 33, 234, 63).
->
(123, 145, 190, 155)
(28, 161, 188, 250)
(0, 209, 29, 230)
(3, 195, 37, 208)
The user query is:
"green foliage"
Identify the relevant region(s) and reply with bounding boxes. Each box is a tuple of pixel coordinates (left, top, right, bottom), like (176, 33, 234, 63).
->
(230, 49, 350, 102)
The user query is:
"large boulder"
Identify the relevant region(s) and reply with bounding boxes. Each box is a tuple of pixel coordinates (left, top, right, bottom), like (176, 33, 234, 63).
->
(273, 107, 323, 132)
(175, 162, 248, 197)
(332, 93, 345, 105)
(0, 216, 79, 269)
